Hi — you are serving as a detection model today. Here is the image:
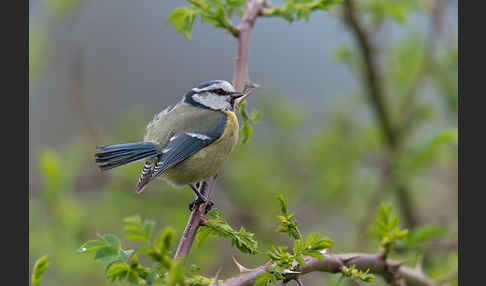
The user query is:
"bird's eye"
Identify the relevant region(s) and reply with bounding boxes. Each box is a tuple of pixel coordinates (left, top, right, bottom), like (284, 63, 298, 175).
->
(213, 88, 226, 95)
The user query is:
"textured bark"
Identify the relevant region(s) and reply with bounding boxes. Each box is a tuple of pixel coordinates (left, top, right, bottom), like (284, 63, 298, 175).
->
(222, 252, 435, 286)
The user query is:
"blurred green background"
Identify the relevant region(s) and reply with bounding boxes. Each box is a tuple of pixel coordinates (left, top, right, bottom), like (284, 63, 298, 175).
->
(29, 0, 458, 285)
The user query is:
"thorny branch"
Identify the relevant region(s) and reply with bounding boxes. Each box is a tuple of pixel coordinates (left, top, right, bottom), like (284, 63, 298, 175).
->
(222, 252, 435, 286)
(174, 0, 266, 259)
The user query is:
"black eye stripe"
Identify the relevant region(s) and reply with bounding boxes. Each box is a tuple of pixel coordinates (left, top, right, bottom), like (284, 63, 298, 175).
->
(213, 88, 227, 95)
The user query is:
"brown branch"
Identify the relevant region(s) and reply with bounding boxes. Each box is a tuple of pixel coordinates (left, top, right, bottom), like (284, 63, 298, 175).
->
(342, 0, 420, 229)
(342, 0, 398, 150)
(174, 177, 215, 258)
(174, 0, 266, 259)
(222, 252, 435, 286)
(233, 0, 266, 92)
(398, 0, 447, 138)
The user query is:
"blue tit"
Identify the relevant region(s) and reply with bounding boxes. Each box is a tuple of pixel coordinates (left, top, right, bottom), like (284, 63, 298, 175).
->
(95, 80, 248, 210)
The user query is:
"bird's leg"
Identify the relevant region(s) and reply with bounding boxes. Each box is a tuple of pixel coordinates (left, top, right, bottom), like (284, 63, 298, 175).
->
(188, 183, 214, 213)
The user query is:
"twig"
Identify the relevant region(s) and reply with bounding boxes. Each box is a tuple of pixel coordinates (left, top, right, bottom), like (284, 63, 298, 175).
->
(221, 252, 435, 286)
(233, 0, 266, 92)
(342, 0, 420, 228)
(399, 0, 447, 138)
(342, 0, 397, 150)
(174, 178, 215, 258)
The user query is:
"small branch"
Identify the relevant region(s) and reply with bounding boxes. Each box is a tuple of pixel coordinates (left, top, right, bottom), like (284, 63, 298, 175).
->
(342, 0, 398, 150)
(221, 253, 435, 286)
(398, 0, 447, 138)
(174, 177, 215, 258)
(233, 0, 266, 92)
(342, 0, 420, 228)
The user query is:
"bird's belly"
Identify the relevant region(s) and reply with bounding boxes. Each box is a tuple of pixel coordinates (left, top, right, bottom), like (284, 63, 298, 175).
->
(161, 111, 239, 186)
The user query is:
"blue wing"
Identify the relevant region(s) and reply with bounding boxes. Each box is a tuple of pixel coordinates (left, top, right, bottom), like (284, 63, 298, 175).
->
(151, 113, 227, 179)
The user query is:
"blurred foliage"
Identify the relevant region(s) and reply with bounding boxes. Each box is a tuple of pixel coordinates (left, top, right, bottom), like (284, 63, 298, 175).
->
(261, 0, 342, 22)
(32, 255, 50, 286)
(30, 0, 457, 285)
(372, 203, 408, 256)
(358, 0, 424, 23)
(29, 0, 83, 82)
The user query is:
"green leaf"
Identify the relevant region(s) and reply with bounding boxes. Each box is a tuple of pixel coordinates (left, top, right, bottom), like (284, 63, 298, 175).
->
(373, 203, 408, 255)
(123, 214, 153, 242)
(32, 255, 49, 286)
(167, 7, 197, 40)
(127, 270, 141, 284)
(240, 122, 253, 144)
(255, 272, 276, 286)
(124, 214, 142, 225)
(76, 240, 105, 254)
(144, 220, 156, 241)
(406, 225, 448, 247)
(105, 261, 129, 282)
(275, 193, 302, 240)
(295, 255, 306, 267)
(196, 209, 259, 254)
(277, 193, 289, 216)
(167, 259, 186, 286)
(98, 234, 121, 250)
(185, 274, 213, 286)
(341, 265, 375, 283)
(95, 246, 120, 263)
(249, 109, 263, 122)
(154, 226, 176, 254)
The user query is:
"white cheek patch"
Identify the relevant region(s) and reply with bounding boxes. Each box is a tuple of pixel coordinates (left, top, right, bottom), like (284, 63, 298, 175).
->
(192, 93, 231, 110)
(186, 132, 211, 140)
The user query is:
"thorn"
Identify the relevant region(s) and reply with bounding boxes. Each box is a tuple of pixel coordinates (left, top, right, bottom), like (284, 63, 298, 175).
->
(320, 248, 331, 256)
(341, 254, 359, 264)
(232, 256, 251, 273)
(209, 267, 222, 286)
(282, 269, 301, 274)
(244, 80, 263, 90)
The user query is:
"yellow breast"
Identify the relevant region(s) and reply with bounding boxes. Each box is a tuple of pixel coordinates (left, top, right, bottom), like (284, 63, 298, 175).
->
(217, 110, 239, 144)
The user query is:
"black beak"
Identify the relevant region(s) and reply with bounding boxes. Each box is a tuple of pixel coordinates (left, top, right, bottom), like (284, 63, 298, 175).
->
(230, 92, 245, 98)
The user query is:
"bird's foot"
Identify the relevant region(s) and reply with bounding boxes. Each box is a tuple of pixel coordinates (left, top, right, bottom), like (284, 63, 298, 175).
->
(188, 193, 207, 211)
(204, 201, 215, 214)
(188, 196, 214, 214)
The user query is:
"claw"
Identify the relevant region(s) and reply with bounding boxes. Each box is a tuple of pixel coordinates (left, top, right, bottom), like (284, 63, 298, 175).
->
(189, 196, 210, 212)
(204, 201, 215, 214)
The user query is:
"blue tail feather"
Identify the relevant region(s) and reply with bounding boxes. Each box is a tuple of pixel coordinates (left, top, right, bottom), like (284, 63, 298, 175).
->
(95, 148, 156, 161)
(95, 142, 159, 171)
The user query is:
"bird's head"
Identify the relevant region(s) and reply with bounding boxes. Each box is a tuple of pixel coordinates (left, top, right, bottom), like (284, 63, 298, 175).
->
(184, 80, 247, 111)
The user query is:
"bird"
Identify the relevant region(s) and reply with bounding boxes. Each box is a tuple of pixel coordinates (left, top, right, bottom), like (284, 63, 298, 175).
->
(94, 80, 251, 211)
